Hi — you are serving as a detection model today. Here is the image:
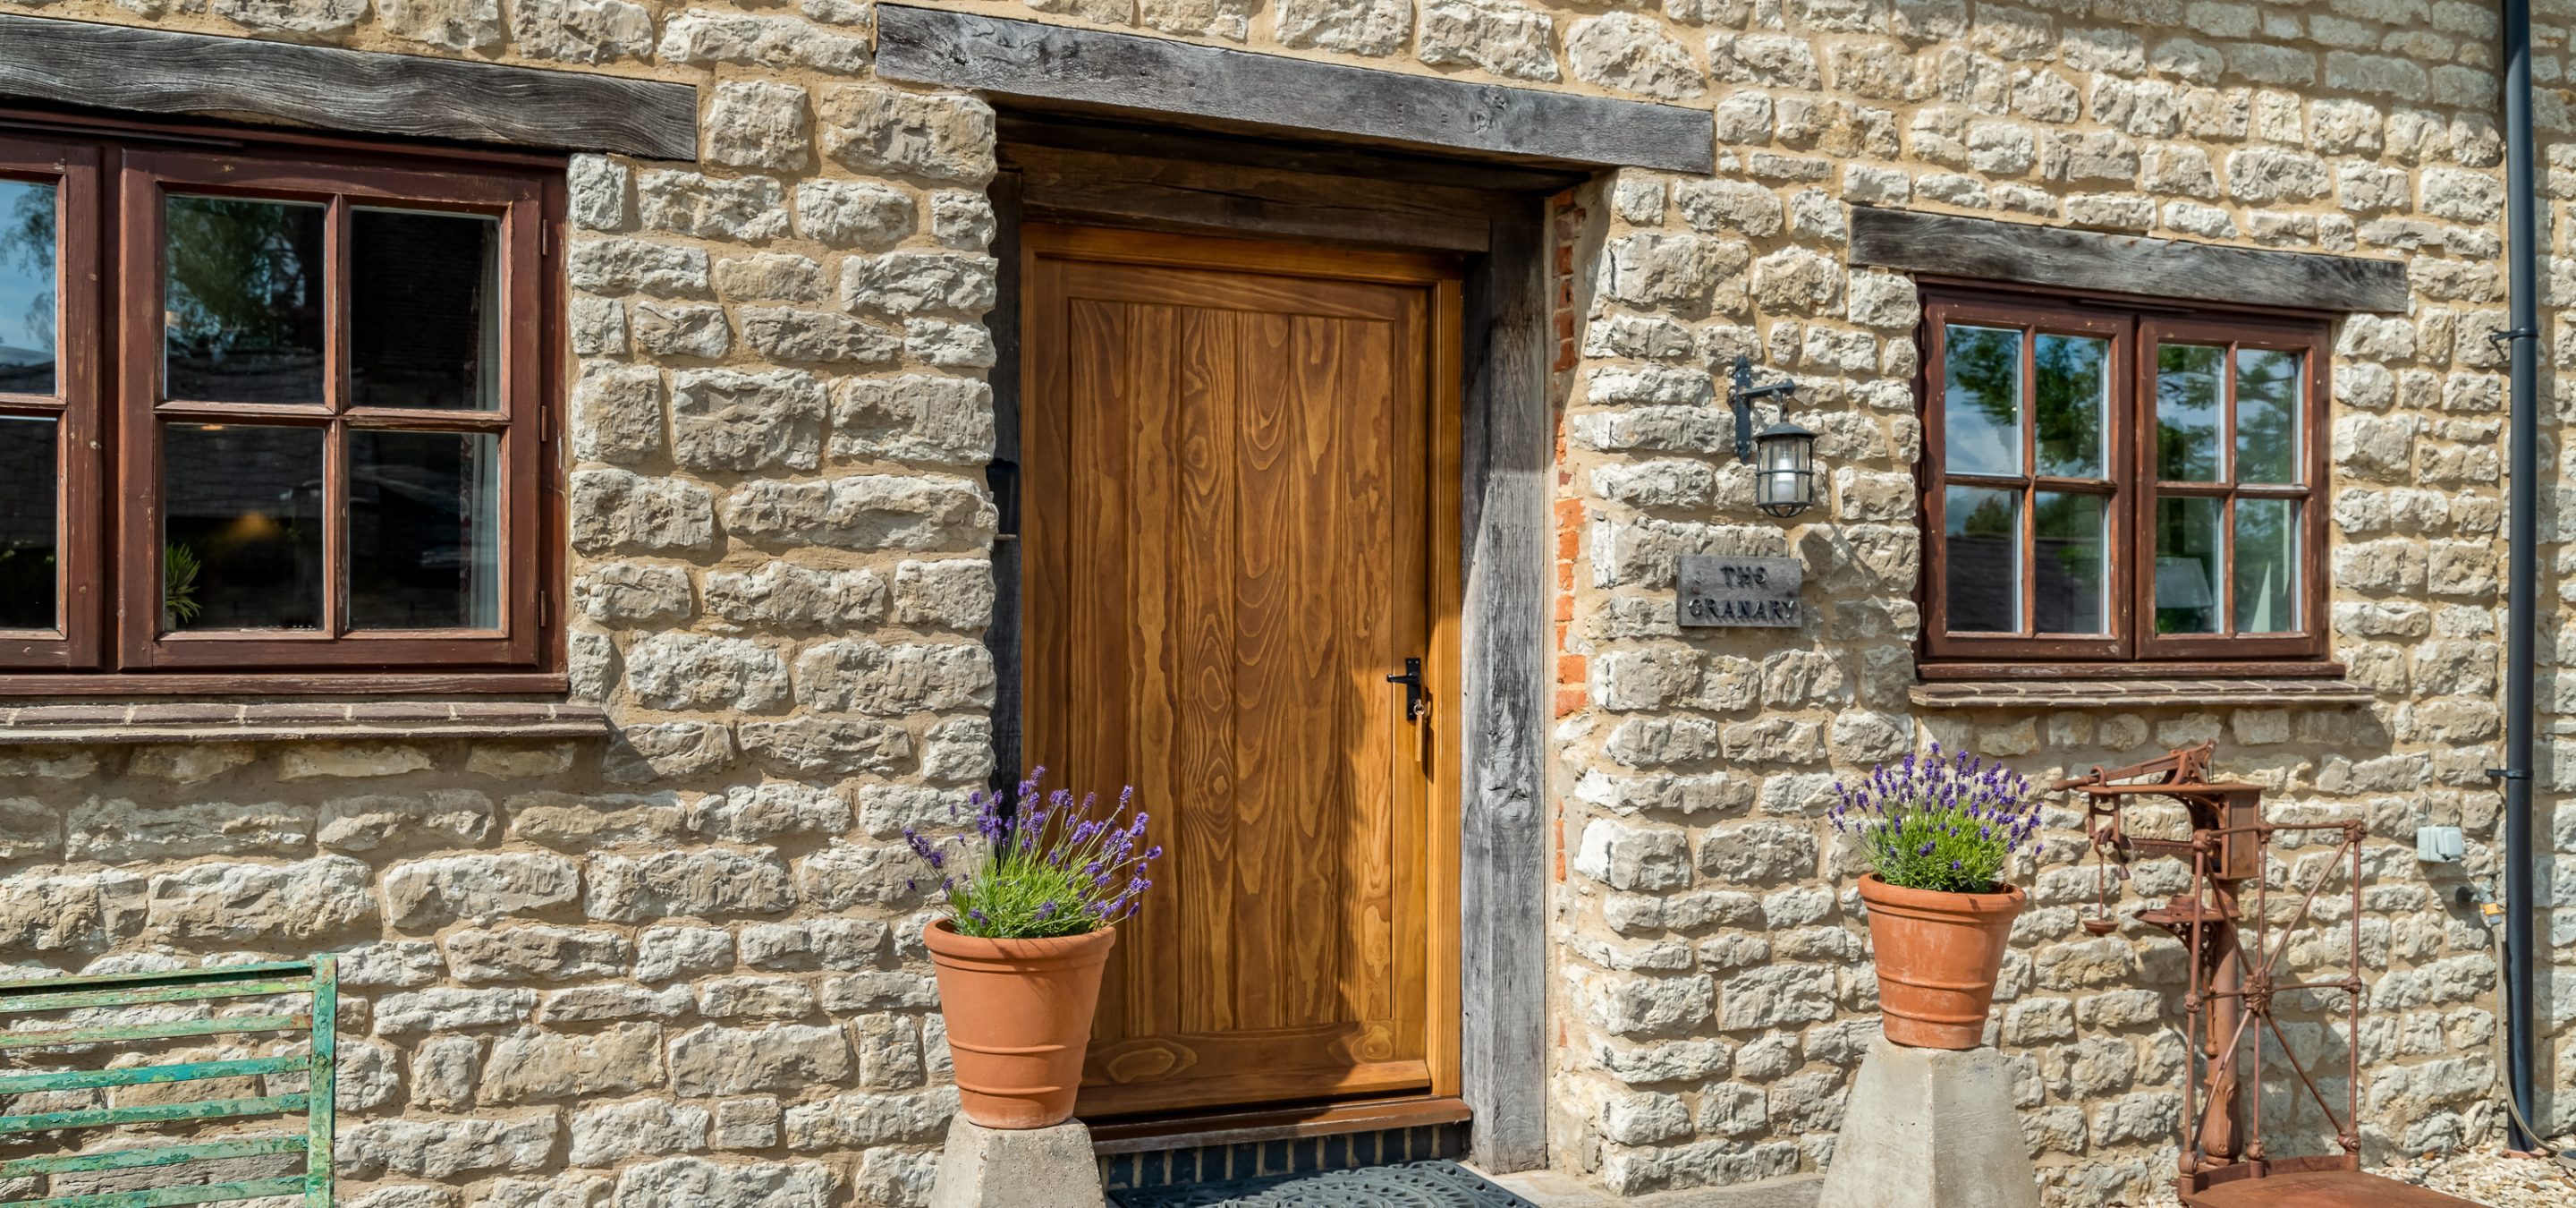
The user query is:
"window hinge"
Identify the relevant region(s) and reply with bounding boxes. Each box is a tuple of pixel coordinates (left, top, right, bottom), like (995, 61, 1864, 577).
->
(541, 224, 555, 257)
(538, 590, 550, 628)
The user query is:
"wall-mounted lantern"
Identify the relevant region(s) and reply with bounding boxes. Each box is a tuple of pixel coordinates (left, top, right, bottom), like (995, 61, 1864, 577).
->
(1728, 355, 1817, 519)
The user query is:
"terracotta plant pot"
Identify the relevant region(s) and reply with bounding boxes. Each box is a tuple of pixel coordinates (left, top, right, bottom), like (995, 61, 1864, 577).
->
(921, 919, 1117, 1128)
(1858, 873, 2027, 1050)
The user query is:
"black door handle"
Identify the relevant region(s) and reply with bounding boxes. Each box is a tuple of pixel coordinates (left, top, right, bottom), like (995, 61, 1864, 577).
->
(1385, 658, 1425, 721)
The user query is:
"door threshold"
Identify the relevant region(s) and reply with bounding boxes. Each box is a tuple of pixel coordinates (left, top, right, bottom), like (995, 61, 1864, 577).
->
(1088, 1093, 1471, 1154)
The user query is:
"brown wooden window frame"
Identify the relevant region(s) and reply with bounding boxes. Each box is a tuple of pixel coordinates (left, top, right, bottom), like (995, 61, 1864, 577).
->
(0, 118, 564, 694)
(1919, 286, 2334, 676)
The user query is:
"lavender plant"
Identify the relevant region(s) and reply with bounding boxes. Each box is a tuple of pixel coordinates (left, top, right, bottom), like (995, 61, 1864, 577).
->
(1831, 743, 2041, 894)
(904, 768, 1162, 940)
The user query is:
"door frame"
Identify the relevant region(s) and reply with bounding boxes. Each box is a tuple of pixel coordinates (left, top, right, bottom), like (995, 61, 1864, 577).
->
(983, 128, 1555, 1171)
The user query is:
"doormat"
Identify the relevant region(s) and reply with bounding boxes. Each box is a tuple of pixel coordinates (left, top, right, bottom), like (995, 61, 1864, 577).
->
(1109, 1160, 1537, 1208)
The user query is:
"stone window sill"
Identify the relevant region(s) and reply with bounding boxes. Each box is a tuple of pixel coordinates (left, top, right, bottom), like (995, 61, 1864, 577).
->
(1910, 678, 2377, 710)
(0, 701, 611, 745)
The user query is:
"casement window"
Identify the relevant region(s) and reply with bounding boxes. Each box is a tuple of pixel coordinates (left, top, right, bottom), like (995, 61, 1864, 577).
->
(0, 124, 561, 689)
(1919, 289, 2330, 672)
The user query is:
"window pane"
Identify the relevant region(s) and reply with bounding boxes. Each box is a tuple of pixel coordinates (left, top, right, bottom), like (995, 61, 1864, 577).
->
(2236, 348, 2301, 484)
(351, 430, 501, 630)
(1945, 485, 2021, 633)
(2034, 334, 2107, 478)
(165, 196, 326, 404)
(0, 178, 55, 397)
(163, 423, 323, 631)
(1944, 325, 2021, 476)
(352, 209, 500, 411)
(0, 416, 55, 629)
(2156, 343, 2224, 482)
(2235, 498, 2300, 634)
(2154, 496, 2223, 634)
(2033, 491, 2107, 635)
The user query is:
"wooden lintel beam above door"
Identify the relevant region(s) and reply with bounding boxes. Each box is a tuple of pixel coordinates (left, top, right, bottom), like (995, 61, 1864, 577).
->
(1001, 143, 1505, 253)
(876, 4, 1716, 174)
(996, 112, 1591, 196)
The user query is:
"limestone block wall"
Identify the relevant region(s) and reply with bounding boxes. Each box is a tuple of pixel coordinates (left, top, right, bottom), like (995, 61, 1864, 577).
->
(2, 4, 1006, 1207)
(0, 2, 2566, 1208)
(1539, 5, 2576, 1206)
(1, 738, 969, 1206)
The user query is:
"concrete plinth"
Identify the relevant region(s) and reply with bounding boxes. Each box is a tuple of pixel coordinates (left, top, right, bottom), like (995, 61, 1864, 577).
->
(1818, 1035, 2039, 1208)
(928, 1117, 1107, 1208)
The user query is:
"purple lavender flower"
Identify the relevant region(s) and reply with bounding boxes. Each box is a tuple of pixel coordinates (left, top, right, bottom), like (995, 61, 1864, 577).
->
(1838, 747, 2041, 894)
(900, 767, 1166, 939)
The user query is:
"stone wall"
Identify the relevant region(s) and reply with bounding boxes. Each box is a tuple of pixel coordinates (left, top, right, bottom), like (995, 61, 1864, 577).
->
(1539, 4, 2576, 1205)
(4, 4, 1002, 1207)
(2, 737, 969, 1205)
(0, 1, 2567, 1207)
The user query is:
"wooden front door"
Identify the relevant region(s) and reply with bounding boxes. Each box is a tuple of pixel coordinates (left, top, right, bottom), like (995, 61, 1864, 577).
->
(1021, 225, 1462, 1119)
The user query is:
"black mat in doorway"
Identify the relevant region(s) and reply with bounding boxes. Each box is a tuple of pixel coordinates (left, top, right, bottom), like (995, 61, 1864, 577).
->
(1109, 1160, 1538, 1208)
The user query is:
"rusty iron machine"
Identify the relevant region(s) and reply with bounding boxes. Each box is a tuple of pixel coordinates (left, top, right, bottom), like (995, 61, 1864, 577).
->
(2058, 744, 2482, 1208)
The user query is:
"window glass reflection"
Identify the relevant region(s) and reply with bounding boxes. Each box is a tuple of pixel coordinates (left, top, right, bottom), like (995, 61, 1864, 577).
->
(352, 209, 500, 411)
(162, 422, 324, 630)
(165, 196, 326, 404)
(2156, 344, 2224, 481)
(1944, 326, 2022, 476)
(2235, 498, 2299, 634)
(2236, 348, 2302, 484)
(0, 179, 55, 397)
(2154, 496, 2223, 634)
(2033, 491, 2106, 635)
(351, 430, 501, 629)
(2034, 335, 2107, 478)
(1945, 485, 2021, 633)
(0, 416, 56, 629)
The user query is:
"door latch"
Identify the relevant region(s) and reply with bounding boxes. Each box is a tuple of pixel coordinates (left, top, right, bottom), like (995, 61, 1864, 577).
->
(1385, 658, 1425, 722)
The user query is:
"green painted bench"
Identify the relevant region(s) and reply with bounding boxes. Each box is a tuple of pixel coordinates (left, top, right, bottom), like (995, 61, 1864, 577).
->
(0, 958, 337, 1208)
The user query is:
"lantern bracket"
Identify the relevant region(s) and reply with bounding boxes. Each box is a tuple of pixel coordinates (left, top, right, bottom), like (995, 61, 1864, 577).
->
(1727, 354, 1799, 462)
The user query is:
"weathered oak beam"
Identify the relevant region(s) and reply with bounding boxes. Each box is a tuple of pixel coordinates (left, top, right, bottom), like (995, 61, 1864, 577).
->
(997, 111, 1589, 196)
(0, 15, 697, 160)
(1458, 211, 1551, 1174)
(877, 4, 1713, 174)
(1849, 206, 2411, 313)
(1003, 142, 1504, 252)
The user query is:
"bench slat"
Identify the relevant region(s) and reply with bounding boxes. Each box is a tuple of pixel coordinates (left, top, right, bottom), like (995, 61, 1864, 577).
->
(0, 1016, 310, 1053)
(0, 1093, 309, 1136)
(0, 1136, 305, 1178)
(0, 1055, 309, 1097)
(0, 982, 311, 1016)
(4, 1174, 312, 1208)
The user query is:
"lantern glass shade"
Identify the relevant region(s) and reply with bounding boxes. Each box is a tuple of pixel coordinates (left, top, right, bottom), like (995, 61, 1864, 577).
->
(1752, 421, 1817, 518)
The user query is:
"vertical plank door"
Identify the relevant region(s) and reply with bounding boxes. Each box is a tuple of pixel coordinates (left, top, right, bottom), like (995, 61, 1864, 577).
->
(1021, 225, 1461, 1119)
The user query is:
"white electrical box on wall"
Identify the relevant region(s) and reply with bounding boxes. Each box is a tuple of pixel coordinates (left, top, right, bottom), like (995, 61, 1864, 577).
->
(2415, 825, 2466, 863)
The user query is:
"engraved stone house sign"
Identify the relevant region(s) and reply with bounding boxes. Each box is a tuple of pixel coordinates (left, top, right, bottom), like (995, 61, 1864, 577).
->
(1676, 555, 1802, 628)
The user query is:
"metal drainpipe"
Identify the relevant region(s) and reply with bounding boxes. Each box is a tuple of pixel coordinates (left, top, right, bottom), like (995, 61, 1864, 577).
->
(2499, 0, 2542, 1153)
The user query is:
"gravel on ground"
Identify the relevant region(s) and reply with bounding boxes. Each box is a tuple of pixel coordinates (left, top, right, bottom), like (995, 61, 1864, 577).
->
(2374, 1144, 2576, 1207)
